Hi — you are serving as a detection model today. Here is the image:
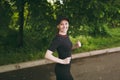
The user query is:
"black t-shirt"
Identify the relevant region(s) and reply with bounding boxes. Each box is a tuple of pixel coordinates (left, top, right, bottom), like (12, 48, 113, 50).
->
(48, 34, 72, 59)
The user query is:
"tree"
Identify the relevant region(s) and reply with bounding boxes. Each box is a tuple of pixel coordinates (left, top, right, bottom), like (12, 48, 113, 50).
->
(1, 0, 120, 49)
(16, 0, 25, 47)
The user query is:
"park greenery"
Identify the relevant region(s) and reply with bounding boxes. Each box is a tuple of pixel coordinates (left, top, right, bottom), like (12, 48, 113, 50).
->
(0, 0, 120, 65)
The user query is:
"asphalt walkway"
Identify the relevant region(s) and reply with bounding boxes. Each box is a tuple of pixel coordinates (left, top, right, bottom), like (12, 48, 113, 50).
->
(0, 51, 120, 80)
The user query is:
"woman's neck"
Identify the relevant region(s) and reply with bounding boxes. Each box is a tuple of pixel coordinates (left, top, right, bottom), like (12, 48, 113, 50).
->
(59, 32, 67, 35)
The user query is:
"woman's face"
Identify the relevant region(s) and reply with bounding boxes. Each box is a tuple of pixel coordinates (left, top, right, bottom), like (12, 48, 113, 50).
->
(57, 20, 69, 34)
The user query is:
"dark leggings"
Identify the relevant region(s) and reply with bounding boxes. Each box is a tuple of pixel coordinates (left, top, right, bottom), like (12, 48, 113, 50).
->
(55, 63, 73, 80)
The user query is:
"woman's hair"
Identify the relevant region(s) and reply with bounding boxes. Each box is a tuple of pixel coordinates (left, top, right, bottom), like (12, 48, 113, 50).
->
(56, 17, 69, 25)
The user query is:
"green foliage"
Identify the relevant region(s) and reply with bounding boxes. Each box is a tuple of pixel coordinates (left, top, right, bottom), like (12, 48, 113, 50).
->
(71, 27, 120, 53)
(0, 0, 120, 65)
(0, 0, 14, 45)
(1, 27, 120, 65)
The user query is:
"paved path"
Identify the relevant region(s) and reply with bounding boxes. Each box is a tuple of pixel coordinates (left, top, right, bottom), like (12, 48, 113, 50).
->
(0, 52, 120, 80)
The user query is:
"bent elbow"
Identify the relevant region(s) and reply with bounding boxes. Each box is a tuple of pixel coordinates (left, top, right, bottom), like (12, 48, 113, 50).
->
(44, 53, 48, 59)
(44, 50, 53, 60)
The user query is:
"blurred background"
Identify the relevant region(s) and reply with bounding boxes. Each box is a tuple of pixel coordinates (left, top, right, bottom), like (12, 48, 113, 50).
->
(0, 0, 120, 65)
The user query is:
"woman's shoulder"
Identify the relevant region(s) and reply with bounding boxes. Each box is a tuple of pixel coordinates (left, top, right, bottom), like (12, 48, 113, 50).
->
(52, 35, 61, 41)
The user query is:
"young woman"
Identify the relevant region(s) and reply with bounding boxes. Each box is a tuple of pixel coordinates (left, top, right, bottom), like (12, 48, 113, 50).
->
(45, 17, 81, 80)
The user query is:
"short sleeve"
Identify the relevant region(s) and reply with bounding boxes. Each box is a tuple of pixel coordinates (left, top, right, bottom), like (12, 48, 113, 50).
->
(48, 37, 60, 52)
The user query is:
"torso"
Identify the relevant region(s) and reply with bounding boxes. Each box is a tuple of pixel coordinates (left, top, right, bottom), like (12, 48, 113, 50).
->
(56, 34, 72, 59)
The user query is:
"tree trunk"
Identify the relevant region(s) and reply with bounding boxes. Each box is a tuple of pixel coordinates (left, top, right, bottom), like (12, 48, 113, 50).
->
(18, 0, 25, 47)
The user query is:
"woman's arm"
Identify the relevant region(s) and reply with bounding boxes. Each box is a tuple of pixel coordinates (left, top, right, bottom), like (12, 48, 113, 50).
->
(72, 41, 81, 50)
(45, 50, 71, 64)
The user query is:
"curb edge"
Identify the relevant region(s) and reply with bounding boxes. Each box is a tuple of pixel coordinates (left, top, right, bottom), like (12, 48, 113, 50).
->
(0, 47, 120, 73)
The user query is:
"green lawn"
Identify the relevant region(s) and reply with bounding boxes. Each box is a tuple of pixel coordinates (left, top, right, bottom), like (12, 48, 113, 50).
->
(0, 27, 120, 66)
(71, 27, 120, 53)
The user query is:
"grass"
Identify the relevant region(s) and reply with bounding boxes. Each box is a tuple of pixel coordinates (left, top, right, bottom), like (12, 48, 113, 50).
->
(71, 27, 120, 53)
(0, 27, 120, 66)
